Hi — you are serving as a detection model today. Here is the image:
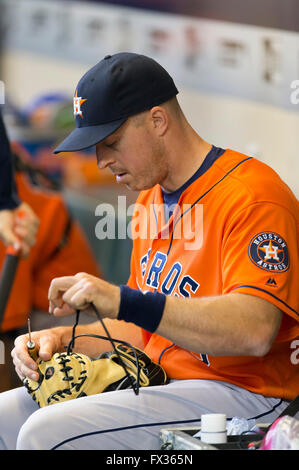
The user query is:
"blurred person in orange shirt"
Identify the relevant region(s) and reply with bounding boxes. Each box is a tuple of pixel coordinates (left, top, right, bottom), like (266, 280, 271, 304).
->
(0, 113, 101, 332)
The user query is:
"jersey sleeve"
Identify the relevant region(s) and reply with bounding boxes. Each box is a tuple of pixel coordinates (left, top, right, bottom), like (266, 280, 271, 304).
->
(0, 113, 21, 210)
(222, 201, 299, 328)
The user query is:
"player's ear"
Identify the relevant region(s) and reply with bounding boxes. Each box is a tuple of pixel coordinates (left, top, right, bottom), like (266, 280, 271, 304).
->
(150, 106, 168, 137)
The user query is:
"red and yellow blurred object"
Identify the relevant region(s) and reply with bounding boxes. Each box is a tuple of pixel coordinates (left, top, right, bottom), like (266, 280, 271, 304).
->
(0, 145, 102, 332)
(60, 151, 116, 188)
(11, 140, 116, 189)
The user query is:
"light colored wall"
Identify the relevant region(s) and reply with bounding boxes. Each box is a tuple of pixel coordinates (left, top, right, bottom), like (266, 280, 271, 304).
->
(2, 50, 86, 106)
(2, 49, 299, 198)
(178, 89, 299, 198)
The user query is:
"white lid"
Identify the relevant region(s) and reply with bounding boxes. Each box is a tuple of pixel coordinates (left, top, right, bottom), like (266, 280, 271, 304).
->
(291, 438, 299, 450)
(201, 413, 227, 432)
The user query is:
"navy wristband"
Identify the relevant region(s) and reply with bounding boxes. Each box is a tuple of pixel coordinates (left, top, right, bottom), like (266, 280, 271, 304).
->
(118, 285, 166, 333)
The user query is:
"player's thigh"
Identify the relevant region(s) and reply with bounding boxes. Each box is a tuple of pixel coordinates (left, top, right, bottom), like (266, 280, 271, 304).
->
(0, 386, 39, 450)
(17, 381, 206, 450)
(16, 379, 287, 450)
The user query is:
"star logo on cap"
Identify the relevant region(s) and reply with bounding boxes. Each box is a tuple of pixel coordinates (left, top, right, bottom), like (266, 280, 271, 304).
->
(73, 90, 87, 118)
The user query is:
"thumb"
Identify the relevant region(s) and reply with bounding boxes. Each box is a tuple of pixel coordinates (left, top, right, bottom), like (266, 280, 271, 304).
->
(0, 226, 20, 248)
(38, 336, 55, 361)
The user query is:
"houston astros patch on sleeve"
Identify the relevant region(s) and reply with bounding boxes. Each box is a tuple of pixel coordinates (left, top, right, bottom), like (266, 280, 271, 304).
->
(248, 231, 289, 272)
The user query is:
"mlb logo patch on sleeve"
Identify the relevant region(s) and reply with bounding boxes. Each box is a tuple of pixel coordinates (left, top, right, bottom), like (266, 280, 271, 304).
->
(248, 231, 289, 272)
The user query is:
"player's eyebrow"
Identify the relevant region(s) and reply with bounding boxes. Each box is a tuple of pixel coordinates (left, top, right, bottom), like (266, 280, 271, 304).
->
(103, 122, 128, 146)
(103, 133, 119, 146)
(104, 136, 119, 147)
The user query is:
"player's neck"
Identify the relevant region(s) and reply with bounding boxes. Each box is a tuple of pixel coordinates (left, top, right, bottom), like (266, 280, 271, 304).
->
(161, 125, 212, 193)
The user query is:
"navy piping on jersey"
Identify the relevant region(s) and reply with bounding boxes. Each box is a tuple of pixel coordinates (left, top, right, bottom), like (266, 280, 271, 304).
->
(233, 285, 299, 317)
(150, 155, 297, 362)
(152, 156, 253, 254)
(118, 156, 254, 340)
(157, 343, 175, 364)
(165, 156, 253, 255)
(161, 145, 226, 220)
(50, 398, 283, 450)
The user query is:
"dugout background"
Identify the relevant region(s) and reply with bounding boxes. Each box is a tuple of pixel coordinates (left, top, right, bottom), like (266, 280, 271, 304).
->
(0, 0, 299, 286)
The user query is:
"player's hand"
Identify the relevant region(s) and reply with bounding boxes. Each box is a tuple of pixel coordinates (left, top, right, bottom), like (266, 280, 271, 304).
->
(0, 202, 39, 258)
(11, 328, 64, 381)
(48, 272, 120, 319)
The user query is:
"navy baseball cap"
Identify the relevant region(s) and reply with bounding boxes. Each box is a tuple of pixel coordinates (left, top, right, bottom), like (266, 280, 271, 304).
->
(53, 52, 178, 154)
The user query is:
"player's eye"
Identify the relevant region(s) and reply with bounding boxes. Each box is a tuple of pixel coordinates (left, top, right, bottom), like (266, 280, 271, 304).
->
(105, 140, 118, 149)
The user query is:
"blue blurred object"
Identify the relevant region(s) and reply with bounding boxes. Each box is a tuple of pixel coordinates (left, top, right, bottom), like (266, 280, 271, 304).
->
(2, 96, 30, 127)
(22, 92, 74, 131)
(22, 92, 70, 118)
(3, 92, 74, 184)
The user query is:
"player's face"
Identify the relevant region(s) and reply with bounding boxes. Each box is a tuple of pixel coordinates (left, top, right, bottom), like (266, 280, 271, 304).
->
(95, 117, 168, 191)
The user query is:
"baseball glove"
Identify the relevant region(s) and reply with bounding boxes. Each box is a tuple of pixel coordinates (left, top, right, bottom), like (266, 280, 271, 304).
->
(23, 344, 169, 407)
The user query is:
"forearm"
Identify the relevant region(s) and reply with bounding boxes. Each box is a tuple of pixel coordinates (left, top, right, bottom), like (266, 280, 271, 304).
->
(48, 274, 281, 358)
(155, 293, 282, 357)
(57, 318, 143, 358)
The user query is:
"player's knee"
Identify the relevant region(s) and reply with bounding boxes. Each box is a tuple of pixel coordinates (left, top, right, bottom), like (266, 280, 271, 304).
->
(16, 409, 55, 450)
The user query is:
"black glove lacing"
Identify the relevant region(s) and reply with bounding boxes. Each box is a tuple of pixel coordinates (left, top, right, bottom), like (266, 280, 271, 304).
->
(66, 305, 140, 396)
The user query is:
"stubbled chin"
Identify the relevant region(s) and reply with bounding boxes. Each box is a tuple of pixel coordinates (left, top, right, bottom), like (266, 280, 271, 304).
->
(117, 174, 156, 192)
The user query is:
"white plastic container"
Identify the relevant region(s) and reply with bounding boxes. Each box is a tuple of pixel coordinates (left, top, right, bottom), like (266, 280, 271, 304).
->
(200, 413, 227, 444)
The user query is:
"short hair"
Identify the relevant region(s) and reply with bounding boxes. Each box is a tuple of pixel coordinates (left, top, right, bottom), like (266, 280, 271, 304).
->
(130, 96, 183, 128)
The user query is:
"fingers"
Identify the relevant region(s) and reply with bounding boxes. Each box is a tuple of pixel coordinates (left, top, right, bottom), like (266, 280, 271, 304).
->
(11, 329, 61, 381)
(51, 302, 77, 317)
(13, 204, 39, 258)
(0, 204, 40, 259)
(48, 273, 93, 315)
(11, 335, 39, 381)
(38, 335, 55, 361)
(48, 276, 80, 315)
(16, 202, 40, 230)
(0, 210, 19, 247)
(48, 273, 120, 319)
(14, 220, 36, 246)
(61, 278, 93, 310)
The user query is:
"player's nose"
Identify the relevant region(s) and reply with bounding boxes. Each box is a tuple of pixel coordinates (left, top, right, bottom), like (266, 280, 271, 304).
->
(96, 144, 116, 170)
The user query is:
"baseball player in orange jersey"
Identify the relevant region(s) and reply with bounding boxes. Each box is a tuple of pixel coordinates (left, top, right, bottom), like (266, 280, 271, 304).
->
(0, 113, 39, 257)
(0, 53, 298, 450)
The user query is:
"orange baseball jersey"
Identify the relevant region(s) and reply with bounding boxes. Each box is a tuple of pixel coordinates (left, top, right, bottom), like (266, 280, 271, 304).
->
(127, 148, 299, 401)
(0, 171, 101, 332)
